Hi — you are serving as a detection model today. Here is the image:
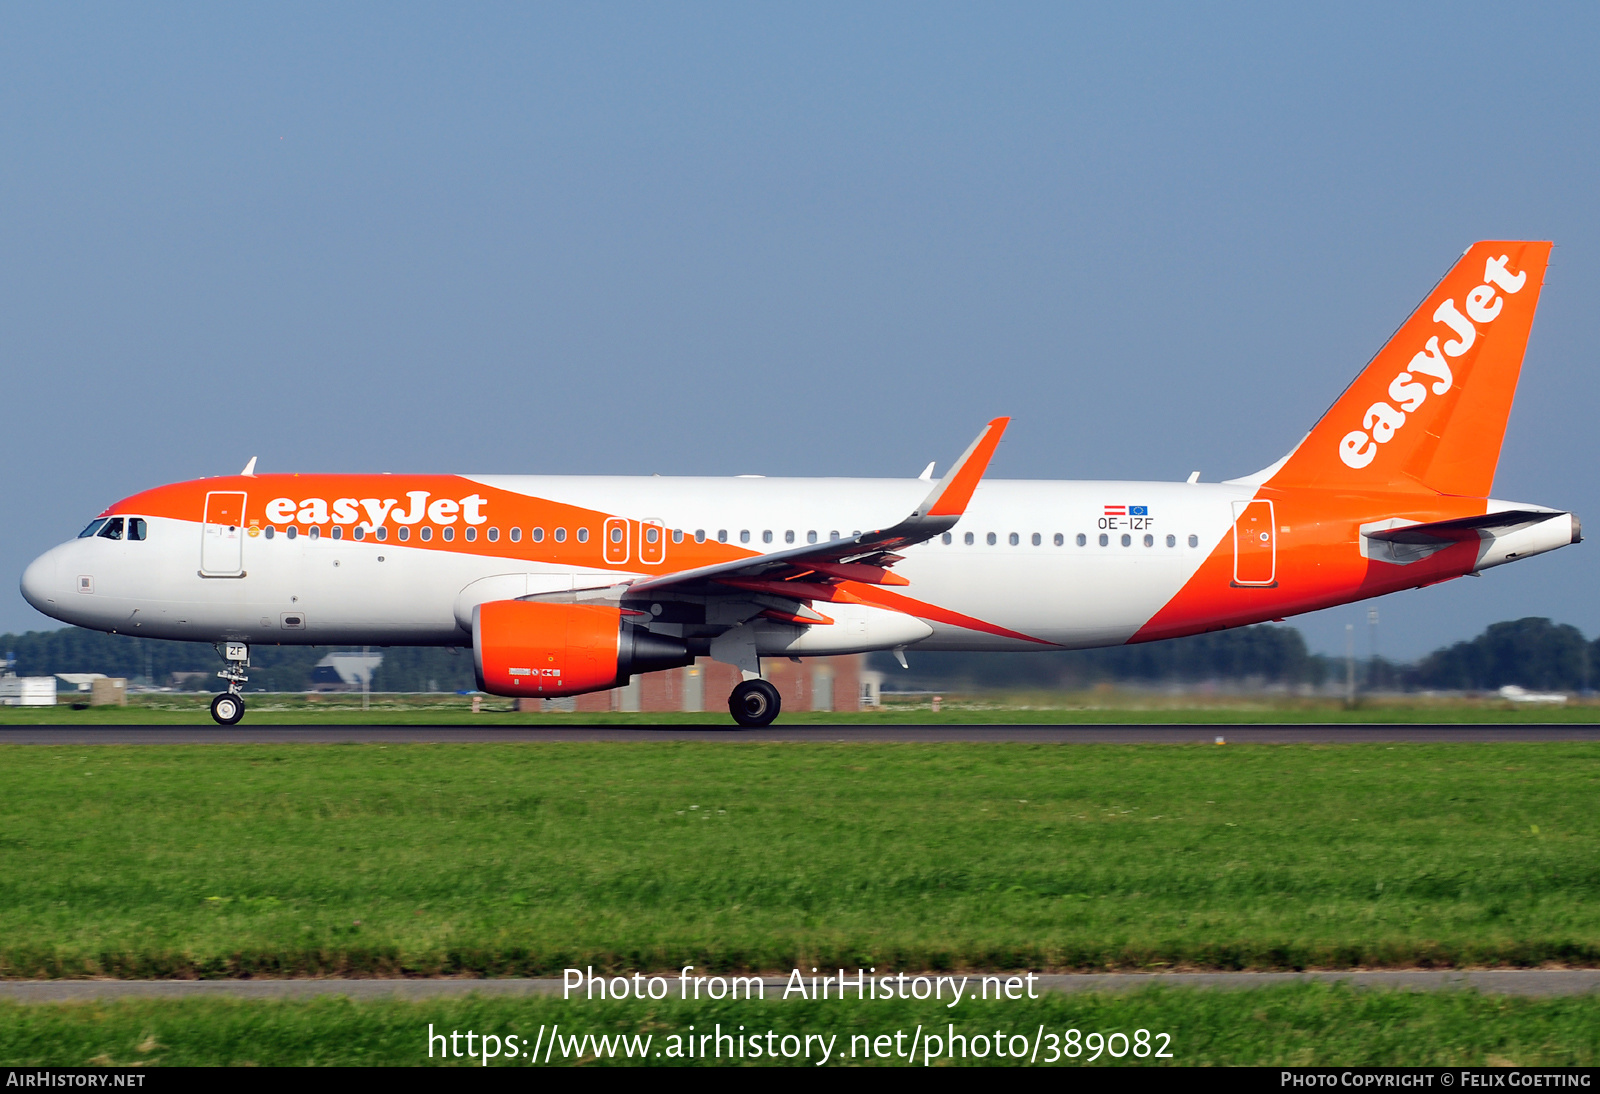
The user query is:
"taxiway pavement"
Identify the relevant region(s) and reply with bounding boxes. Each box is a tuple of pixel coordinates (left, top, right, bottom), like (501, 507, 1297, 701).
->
(1, 724, 1597, 744)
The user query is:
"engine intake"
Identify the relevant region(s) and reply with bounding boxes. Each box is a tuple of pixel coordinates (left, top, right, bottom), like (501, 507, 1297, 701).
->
(473, 600, 693, 698)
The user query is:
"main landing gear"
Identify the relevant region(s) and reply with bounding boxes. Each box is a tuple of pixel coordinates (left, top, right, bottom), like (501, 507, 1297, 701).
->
(728, 679, 781, 728)
(211, 642, 250, 726)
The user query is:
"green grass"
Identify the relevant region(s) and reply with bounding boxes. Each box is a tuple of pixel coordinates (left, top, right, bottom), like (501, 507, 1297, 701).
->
(3, 690, 1599, 723)
(2, 985, 1596, 1066)
(0, 743, 1596, 977)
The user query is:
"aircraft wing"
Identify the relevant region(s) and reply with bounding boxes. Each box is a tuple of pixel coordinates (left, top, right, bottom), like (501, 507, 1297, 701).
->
(624, 417, 1009, 603)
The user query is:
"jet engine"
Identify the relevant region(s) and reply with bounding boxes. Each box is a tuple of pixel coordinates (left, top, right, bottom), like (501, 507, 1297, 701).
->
(473, 600, 693, 698)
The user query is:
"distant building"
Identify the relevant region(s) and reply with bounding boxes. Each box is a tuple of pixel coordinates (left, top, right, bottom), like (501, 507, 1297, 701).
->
(0, 676, 56, 706)
(522, 655, 873, 714)
(310, 651, 384, 691)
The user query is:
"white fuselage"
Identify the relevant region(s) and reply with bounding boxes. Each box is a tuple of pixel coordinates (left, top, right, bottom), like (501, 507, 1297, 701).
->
(23, 476, 1247, 653)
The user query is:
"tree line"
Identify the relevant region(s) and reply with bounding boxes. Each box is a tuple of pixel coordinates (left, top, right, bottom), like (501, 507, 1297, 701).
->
(870, 616, 1599, 692)
(0, 615, 1593, 693)
(0, 630, 478, 693)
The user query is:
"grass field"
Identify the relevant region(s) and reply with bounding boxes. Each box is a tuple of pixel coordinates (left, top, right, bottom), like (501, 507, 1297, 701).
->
(3, 691, 1599, 724)
(0, 742, 1595, 977)
(3, 985, 1597, 1066)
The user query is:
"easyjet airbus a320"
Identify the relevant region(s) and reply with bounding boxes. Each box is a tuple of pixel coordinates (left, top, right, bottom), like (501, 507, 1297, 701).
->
(20, 242, 1580, 726)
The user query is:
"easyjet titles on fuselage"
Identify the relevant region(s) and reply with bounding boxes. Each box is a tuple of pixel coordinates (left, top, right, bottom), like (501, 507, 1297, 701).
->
(263, 491, 490, 532)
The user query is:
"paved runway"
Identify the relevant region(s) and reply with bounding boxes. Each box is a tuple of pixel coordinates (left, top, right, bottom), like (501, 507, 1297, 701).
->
(3, 969, 1596, 1002)
(2, 723, 1598, 744)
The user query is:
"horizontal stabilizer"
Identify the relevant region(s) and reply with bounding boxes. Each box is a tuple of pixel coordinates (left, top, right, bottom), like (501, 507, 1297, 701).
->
(1365, 509, 1564, 544)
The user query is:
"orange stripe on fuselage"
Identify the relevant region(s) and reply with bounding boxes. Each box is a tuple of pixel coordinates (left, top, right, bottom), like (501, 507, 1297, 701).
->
(1132, 487, 1488, 643)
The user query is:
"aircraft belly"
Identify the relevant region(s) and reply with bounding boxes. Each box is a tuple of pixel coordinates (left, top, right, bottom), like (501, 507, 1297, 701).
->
(897, 550, 1207, 650)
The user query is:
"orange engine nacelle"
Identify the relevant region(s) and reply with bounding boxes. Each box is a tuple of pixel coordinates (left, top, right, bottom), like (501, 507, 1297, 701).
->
(473, 600, 693, 698)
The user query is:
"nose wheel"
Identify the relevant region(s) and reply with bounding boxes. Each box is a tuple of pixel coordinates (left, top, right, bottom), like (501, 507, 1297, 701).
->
(210, 692, 245, 726)
(728, 679, 781, 728)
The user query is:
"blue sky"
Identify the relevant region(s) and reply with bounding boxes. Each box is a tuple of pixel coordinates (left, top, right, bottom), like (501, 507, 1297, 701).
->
(3, 3, 1597, 657)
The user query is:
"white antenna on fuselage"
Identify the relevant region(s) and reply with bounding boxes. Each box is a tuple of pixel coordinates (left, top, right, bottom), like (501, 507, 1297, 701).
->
(241, 457, 258, 476)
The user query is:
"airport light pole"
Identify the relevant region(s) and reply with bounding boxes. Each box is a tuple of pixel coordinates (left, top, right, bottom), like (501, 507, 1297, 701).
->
(1345, 623, 1356, 705)
(1368, 608, 1380, 693)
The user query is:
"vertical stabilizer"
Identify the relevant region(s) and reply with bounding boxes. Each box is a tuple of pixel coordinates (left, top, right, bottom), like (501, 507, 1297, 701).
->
(1267, 241, 1551, 497)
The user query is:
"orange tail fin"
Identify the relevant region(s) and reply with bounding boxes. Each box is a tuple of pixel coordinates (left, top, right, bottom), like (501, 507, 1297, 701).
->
(1266, 241, 1551, 497)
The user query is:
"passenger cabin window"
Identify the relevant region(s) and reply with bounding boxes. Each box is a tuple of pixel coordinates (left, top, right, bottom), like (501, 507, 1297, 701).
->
(79, 519, 108, 538)
(308, 526, 319, 539)
(1143, 534, 1154, 547)
(807, 531, 817, 544)
(441, 527, 454, 542)
(964, 532, 974, 545)
(376, 528, 388, 542)
(397, 527, 409, 542)
(785, 530, 795, 544)
(574, 528, 586, 543)
(128, 519, 148, 541)
(509, 528, 521, 543)
(532, 528, 544, 542)
(554, 528, 566, 543)
(1076, 533, 1086, 546)
(1098, 533, 1109, 546)
(763, 530, 773, 544)
(285, 526, 298, 540)
(487, 528, 500, 542)
(718, 530, 728, 543)
(986, 532, 997, 545)
(941, 533, 952, 544)
(420, 527, 433, 542)
(1120, 534, 1131, 546)
(464, 527, 476, 543)
(97, 518, 125, 540)
(694, 529, 706, 543)
(331, 527, 342, 540)
(1054, 533, 1064, 546)
(740, 530, 750, 544)
(264, 527, 276, 539)
(1008, 533, 1019, 546)
(354, 527, 366, 540)
(1188, 534, 1199, 547)
(672, 529, 684, 544)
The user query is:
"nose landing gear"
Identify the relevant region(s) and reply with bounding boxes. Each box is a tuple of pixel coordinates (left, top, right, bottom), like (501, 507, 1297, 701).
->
(728, 679, 781, 728)
(211, 641, 250, 726)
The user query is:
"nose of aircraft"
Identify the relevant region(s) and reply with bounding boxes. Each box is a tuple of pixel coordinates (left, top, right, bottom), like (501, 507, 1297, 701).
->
(20, 546, 65, 617)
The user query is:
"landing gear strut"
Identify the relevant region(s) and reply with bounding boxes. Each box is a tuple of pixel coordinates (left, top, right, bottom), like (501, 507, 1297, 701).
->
(211, 642, 249, 726)
(728, 679, 781, 728)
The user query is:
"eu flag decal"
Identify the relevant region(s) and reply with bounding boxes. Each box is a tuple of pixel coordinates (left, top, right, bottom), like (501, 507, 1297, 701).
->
(1129, 505, 1148, 516)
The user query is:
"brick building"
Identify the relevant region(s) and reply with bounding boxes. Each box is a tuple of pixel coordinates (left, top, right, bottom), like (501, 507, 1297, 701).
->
(519, 654, 877, 714)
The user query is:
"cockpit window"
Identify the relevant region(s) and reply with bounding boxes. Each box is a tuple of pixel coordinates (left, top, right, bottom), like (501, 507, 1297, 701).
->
(78, 519, 108, 539)
(97, 517, 125, 541)
(128, 518, 148, 541)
